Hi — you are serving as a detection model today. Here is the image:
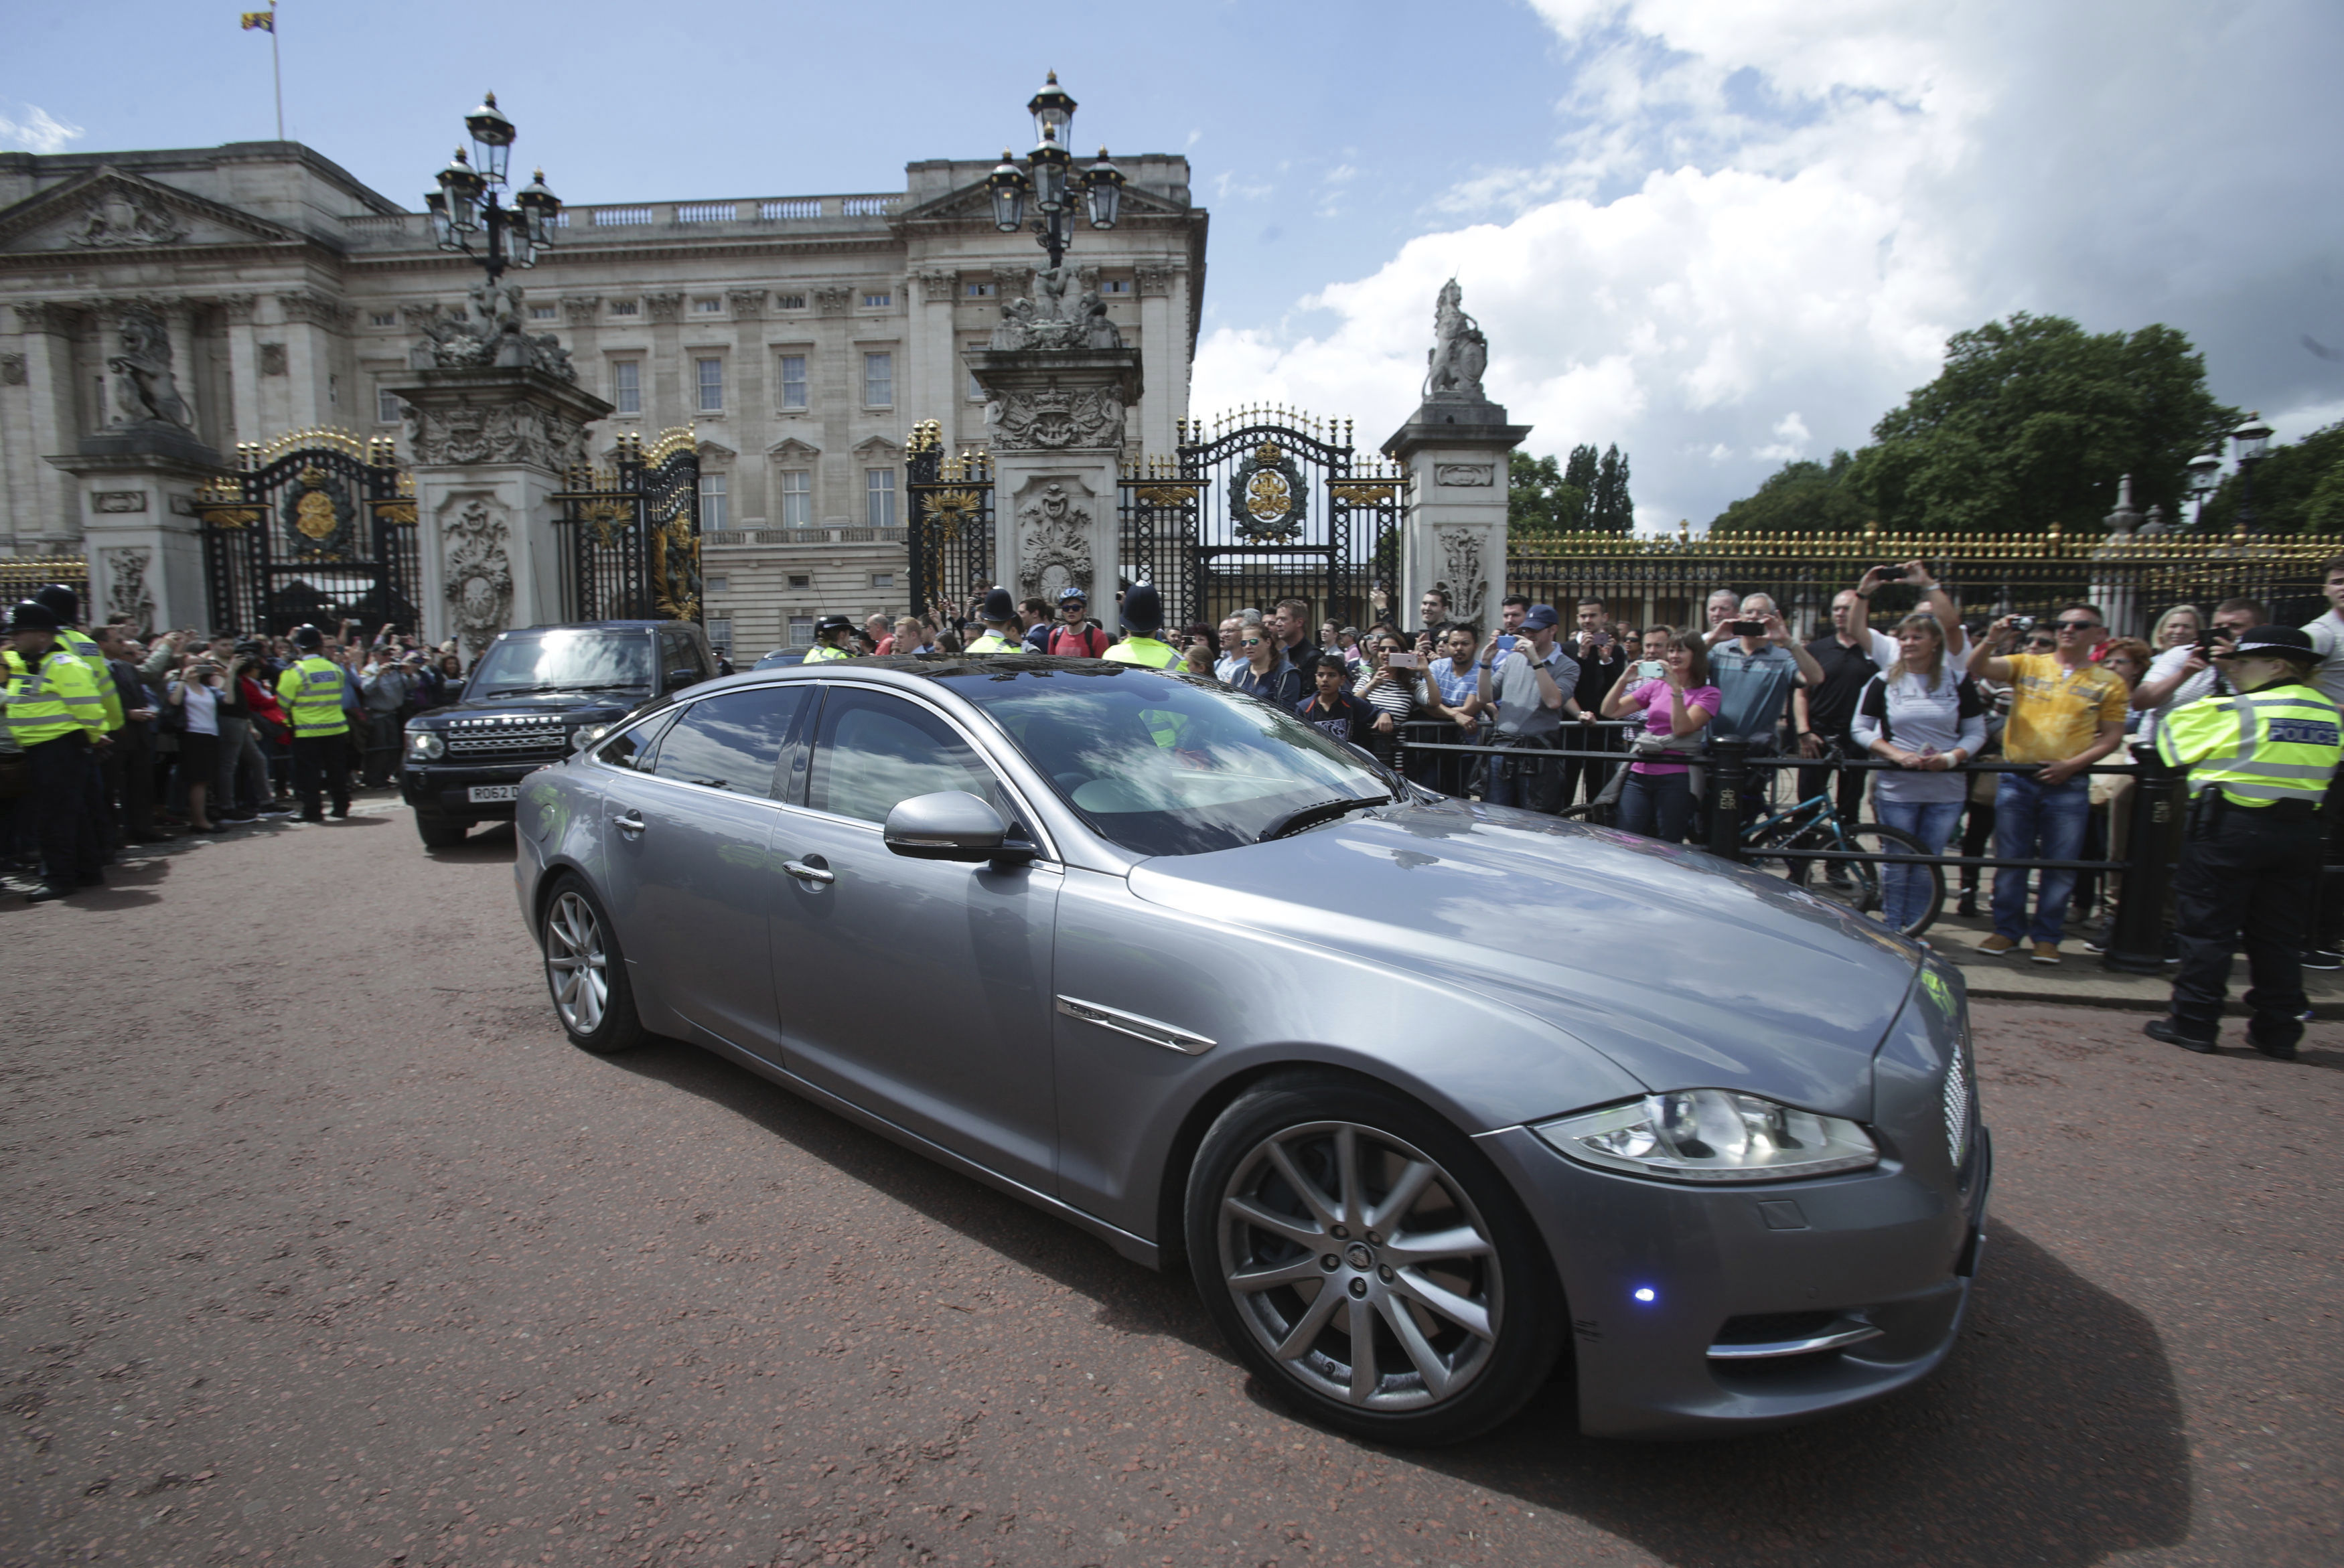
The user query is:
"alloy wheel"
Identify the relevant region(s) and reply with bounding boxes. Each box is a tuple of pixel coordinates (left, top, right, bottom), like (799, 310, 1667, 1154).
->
(544, 890, 609, 1034)
(1218, 1120, 1502, 1411)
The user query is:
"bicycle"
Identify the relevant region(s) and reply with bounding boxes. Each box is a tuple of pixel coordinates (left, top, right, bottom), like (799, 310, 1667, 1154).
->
(1559, 763, 1943, 938)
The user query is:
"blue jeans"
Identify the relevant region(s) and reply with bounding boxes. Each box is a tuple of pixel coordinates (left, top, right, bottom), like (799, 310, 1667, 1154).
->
(1992, 773, 2091, 943)
(1876, 797, 1966, 933)
(1617, 769, 1694, 843)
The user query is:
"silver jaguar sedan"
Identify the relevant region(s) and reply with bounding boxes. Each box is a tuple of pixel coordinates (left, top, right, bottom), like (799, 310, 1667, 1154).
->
(512, 656, 1988, 1445)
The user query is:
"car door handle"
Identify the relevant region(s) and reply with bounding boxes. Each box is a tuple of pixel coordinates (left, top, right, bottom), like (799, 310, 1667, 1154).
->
(613, 810, 646, 837)
(782, 859, 834, 886)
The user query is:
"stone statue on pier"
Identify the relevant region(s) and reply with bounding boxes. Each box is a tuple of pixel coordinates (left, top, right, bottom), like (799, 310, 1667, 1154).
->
(107, 305, 195, 430)
(409, 279, 576, 380)
(989, 263, 1123, 351)
(1423, 278, 1489, 402)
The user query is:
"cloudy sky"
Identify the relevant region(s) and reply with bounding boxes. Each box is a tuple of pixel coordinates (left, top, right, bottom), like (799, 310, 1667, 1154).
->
(9, 0, 2337, 531)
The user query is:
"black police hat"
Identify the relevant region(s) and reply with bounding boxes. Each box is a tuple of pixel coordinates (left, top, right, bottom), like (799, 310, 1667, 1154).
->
(1122, 582, 1164, 634)
(7, 599, 62, 634)
(814, 613, 856, 637)
(2228, 625, 2321, 663)
(978, 587, 1016, 622)
(291, 623, 325, 650)
(33, 583, 79, 624)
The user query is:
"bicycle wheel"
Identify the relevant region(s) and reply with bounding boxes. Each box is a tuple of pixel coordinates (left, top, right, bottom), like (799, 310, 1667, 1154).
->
(1772, 821, 1943, 938)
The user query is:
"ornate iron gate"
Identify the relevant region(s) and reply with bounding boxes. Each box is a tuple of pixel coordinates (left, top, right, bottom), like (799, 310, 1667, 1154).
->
(1170, 408, 1406, 633)
(1118, 457, 1205, 632)
(552, 426, 704, 623)
(905, 420, 997, 621)
(194, 430, 419, 636)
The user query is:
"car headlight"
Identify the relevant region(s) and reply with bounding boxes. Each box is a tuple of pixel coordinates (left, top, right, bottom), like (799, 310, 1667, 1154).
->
(405, 726, 445, 761)
(1532, 1090, 1878, 1184)
(569, 722, 609, 753)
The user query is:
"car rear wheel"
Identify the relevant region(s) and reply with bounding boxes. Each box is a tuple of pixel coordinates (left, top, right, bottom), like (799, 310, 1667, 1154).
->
(415, 807, 469, 849)
(1185, 1075, 1563, 1445)
(540, 876, 644, 1054)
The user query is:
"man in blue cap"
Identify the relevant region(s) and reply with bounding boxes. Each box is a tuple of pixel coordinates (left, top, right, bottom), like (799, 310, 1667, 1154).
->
(1477, 603, 1581, 812)
(1103, 584, 1183, 670)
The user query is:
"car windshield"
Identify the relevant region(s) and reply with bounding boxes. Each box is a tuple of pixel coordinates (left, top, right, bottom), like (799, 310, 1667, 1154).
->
(469, 630, 653, 695)
(944, 666, 1390, 856)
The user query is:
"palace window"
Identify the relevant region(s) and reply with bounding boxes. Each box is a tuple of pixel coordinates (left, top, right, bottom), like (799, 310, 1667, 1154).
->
(695, 297, 722, 313)
(696, 358, 724, 413)
(788, 573, 812, 590)
(865, 469, 896, 529)
(707, 574, 729, 593)
(788, 615, 815, 645)
(1102, 278, 1130, 294)
(612, 360, 641, 414)
(699, 473, 728, 530)
(778, 470, 811, 527)
(863, 351, 893, 408)
(862, 291, 893, 309)
(870, 572, 894, 590)
(705, 616, 733, 656)
(376, 385, 403, 426)
(777, 354, 807, 410)
(775, 293, 807, 310)
(369, 311, 397, 327)
(530, 304, 557, 319)
(609, 299, 640, 316)
(964, 281, 995, 298)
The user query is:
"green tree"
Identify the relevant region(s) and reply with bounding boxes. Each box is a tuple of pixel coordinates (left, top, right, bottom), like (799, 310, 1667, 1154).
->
(1508, 451, 1588, 538)
(1847, 313, 2238, 535)
(2198, 422, 2344, 536)
(1589, 443, 1633, 532)
(1561, 444, 1600, 512)
(1709, 450, 1869, 536)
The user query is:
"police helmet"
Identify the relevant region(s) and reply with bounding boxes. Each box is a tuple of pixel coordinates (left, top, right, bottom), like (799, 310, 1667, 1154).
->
(1121, 583, 1165, 635)
(33, 583, 80, 625)
(7, 599, 62, 634)
(978, 586, 1016, 623)
(291, 623, 325, 651)
(814, 613, 856, 639)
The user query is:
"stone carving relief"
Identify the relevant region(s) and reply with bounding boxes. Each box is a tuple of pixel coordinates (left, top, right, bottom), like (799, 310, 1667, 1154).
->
(258, 343, 287, 377)
(644, 291, 686, 323)
(404, 399, 588, 472)
(561, 295, 601, 326)
(814, 286, 853, 317)
(1016, 481, 1096, 603)
(101, 548, 156, 630)
(726, 289, 767, 319)
(13, 301, 76, 335)
(988, 384, 1126, 452)
(277, 291, 354, 329)
(443, 498, 515, 657)
(0, 352, 24, 386)
(1437, 528, 1488, 628)
(216, 293, 259, 325)
(1134, 262, 1177, 297)
(94, 491, 148, 512)
(989, 264, 1123, 351)
(1424, 278, 1489, 402)
(407, 279, 576, 380)
(1435, 463, 1495, 487)
(916, 268, 959, 294)
(108, 305, 196, 430)
(72, 185, 186, 248)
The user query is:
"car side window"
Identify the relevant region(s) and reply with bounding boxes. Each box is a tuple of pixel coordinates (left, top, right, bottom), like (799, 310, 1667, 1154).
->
(806, 688, 1014, 827)
(595, 712, 675, 771)
(646, 687, 806, 797)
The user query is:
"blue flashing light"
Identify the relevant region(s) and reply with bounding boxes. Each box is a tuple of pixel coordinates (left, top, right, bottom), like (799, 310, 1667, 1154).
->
(1632, 1286, 1657, 1304)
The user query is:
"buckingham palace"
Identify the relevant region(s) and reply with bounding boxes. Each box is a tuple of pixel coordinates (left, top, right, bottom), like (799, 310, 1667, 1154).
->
(0, 133, 1207, 654)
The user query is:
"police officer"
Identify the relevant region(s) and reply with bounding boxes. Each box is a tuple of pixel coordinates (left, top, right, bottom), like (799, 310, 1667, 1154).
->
(3, 600, 107, 901)
(2146, 625, 2344, 1060)
(802, 614, 857, 663)
(32, 583, 119, 859)
(1102, 584, 1183, 670)
(963, 589, 1021, 654)
(276, 623, 352, 822)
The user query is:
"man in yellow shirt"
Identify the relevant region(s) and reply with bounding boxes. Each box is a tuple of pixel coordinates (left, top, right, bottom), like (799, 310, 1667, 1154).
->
(1966, 601, 2131, 963)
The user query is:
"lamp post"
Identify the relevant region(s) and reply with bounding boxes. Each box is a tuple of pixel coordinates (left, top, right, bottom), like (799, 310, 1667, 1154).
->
(2187, 449, 2221, 529)
(424, 92, 562, 283)
(2229, 411, 2274, 534)
(985, 71, 1125, 268)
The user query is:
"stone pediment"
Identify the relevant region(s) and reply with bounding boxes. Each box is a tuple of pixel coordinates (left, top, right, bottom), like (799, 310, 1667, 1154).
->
(0, 165, 307, 256)
(767, 437, 820, 461)
(852, 435, 900, 458)
(898, 175, 1189, 228)
(696, 439, 739, 465)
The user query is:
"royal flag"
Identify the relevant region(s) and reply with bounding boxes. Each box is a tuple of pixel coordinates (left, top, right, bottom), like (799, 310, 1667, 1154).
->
(240, 10, 274, 30)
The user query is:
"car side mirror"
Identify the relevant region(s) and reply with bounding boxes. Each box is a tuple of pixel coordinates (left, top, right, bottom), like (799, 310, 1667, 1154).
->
(884, 790, 1026, 863)
(664, 668, 699, 691)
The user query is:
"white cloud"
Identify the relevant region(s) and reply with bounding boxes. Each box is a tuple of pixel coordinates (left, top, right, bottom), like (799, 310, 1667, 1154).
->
(1192, 0, 2344, 533)
(0, 104, 82, 155)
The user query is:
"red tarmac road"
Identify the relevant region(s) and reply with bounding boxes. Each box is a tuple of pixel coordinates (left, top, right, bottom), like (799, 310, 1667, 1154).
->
(1, 807, 2338, 1567)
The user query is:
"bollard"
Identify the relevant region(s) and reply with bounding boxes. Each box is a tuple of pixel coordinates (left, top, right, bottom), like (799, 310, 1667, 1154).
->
(2102, 752, 2183, 974)
(1705, 738, 1748, 862)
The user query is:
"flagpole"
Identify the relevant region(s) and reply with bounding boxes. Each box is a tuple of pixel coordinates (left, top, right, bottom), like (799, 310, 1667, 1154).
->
(271, 2, 284, 141)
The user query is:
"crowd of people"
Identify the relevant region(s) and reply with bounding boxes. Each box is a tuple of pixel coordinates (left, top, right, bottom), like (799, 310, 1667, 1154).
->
(2, 586, 471, 900)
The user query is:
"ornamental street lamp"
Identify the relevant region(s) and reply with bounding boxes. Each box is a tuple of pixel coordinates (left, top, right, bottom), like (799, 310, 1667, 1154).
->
(423, 92, 561, 283)
(2230, 410, 2274, 533)
(2187, 448, 2222, 528)
(986, 71, 1126, 268)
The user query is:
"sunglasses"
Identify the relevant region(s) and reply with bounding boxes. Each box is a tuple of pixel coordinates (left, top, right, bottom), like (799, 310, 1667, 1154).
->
(2055, 619, 2100, 631)
(1242, 637, 1265, 647)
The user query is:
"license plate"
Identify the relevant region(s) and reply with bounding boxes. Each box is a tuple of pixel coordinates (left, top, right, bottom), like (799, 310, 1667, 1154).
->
(467, 784, 519, 804)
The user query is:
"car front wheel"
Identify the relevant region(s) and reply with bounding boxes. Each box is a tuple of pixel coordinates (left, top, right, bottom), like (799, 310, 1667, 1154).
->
(1185, 1075, 1563, 1445)
(415, 807, 469, 849)
(539, 875, 644, 1054)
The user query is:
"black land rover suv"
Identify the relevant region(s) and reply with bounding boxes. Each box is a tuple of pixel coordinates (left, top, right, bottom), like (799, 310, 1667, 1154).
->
(400, 620, 724, 848)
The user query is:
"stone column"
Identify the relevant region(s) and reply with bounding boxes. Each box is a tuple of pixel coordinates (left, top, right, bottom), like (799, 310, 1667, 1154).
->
(727, 289, 769, 522)
(965, 343, 1143, 634)
(1134, 263, 1181, 459)
(911, 268, 958, 428)
(218, 294, 260, 446)
(1381, 400, 1530, 636)
(11, 301, 84, 546)
(387, 366, 614, 653)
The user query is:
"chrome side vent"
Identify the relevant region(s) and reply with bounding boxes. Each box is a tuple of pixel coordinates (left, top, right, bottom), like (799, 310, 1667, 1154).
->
(1943, 1029, 1972, 1167)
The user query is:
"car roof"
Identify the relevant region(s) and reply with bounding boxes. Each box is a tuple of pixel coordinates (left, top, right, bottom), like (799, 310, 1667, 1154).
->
(507, 621, 682, 636)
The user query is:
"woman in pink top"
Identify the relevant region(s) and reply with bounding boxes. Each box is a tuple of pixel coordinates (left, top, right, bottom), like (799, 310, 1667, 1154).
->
(1599, 627, 1720, 843)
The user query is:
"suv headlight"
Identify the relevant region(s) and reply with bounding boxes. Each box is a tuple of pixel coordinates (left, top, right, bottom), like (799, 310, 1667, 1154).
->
(569, 722, 609, 753)
(405, 726, 444, 761)
(1532, 1091, 1878, 1184)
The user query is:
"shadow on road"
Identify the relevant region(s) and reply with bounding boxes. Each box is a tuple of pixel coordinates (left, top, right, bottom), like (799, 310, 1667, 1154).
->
(590, 1038, 2191, 1567)
(425, 820, 519, 862)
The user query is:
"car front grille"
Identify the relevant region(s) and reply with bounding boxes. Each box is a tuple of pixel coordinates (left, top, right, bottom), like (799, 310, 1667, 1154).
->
(445, 724, 568, 759)
(1943, 1030, 1972, 1168)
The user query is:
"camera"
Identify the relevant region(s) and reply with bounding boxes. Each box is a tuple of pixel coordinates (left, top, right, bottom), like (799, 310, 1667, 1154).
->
(2008, 615, 2037, 633)
(1729, 619, 1767, 636)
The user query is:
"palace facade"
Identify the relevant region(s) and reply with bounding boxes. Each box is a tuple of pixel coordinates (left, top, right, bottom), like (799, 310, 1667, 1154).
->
(0, 139, 1207, 652)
